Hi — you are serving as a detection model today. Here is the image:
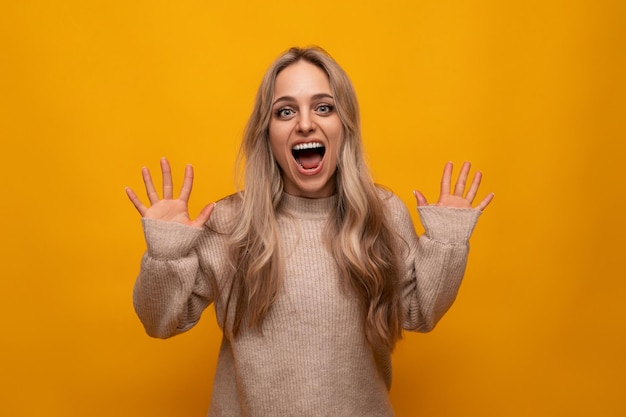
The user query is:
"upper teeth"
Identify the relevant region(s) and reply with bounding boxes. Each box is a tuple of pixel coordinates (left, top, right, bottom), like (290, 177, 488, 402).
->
(293, 142, 323, 151)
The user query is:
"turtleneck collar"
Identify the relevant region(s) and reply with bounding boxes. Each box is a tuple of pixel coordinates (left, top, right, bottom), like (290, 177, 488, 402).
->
(279, 193, 338, 219)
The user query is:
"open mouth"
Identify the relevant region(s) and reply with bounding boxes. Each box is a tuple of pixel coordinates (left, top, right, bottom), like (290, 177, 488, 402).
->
(292, 142, 326, 170)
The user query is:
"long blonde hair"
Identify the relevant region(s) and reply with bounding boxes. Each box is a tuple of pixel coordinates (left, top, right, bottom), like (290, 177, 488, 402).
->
(226, 46, 403, 350)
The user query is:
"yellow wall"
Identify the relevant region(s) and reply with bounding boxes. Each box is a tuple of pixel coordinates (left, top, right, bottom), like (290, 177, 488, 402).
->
(1, 1, 624, 416)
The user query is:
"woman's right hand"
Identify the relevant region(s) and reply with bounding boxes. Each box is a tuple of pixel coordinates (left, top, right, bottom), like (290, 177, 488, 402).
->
(125, 158, 215, 229)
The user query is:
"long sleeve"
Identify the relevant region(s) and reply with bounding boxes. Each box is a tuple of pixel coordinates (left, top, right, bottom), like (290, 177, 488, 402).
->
(133, 218, 214, 339)
(387, 196, 481, 332)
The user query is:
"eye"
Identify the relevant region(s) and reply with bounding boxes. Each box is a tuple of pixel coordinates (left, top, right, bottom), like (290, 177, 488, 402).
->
(275, 107, 295, 119)
(315, 104, 335, 115)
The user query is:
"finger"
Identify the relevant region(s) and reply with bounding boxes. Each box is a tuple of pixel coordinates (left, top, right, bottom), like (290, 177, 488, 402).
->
(161, 158, 174, 200)
(453, 161, 471, 197)
(413, 190, 429, 206)
(190, 202, 216, 228)
(440, 161, 453, 197)
(142, 167, 160, 205)
(178, 164, 194, 202)
(464, 171, 482, 203)
(475, 192, 495, 211)
(125, 187, 147, 216)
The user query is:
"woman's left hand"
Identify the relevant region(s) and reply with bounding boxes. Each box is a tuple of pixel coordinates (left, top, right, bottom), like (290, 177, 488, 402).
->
(414, 161, 494, 211)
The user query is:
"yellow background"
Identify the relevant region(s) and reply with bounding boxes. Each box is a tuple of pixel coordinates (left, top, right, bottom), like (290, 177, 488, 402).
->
(1, 1, 624, 416)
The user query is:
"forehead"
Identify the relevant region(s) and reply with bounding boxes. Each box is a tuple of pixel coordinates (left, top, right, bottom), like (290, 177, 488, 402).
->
(273, 60, 332, 98)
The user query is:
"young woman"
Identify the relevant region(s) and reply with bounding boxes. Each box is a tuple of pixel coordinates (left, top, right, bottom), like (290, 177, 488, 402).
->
(126, 46, 493, 417)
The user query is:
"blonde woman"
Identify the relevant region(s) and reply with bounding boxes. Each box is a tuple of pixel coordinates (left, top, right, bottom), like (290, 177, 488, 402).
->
(126, 46, 493, 417)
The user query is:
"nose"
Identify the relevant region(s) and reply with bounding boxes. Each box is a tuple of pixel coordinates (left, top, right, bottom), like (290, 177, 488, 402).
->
(296, 111, 316, 134)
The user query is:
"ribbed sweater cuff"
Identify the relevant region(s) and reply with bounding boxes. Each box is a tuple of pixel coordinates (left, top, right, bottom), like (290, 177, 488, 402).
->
(142, 218, 203, 259)
(417, 206, 481, 243)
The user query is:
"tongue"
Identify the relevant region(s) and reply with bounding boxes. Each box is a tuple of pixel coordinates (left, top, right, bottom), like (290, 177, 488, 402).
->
(297, 150, 323, 169)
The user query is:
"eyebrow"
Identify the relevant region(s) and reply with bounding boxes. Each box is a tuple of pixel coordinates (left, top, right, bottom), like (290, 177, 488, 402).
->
(272, 93, 335, 106)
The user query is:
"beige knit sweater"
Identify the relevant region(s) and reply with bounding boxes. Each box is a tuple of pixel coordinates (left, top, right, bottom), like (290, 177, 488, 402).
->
(133, 191, 480, 417)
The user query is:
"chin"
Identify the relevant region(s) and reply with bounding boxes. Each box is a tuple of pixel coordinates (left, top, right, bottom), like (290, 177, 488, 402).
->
(284, 172, 337, 199)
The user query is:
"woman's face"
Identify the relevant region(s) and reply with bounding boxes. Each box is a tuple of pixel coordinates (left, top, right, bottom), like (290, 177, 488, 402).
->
(269, 60, 344, 199)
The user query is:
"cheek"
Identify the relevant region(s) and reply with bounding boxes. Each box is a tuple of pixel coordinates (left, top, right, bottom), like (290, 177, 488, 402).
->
(268, 125, 281, 150)
(268, 121, 290, 145)
(268, 128, 290, 168)
(327, 119, 344, 144)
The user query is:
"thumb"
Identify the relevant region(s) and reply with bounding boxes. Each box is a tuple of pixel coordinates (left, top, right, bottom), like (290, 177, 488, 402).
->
(190, 202, 216, 228)
(413, 190, 428, 207)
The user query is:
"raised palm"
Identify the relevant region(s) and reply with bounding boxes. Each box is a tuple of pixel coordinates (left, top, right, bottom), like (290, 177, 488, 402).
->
(125, 158, 214, 229)
(414, 161, 494, 211)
